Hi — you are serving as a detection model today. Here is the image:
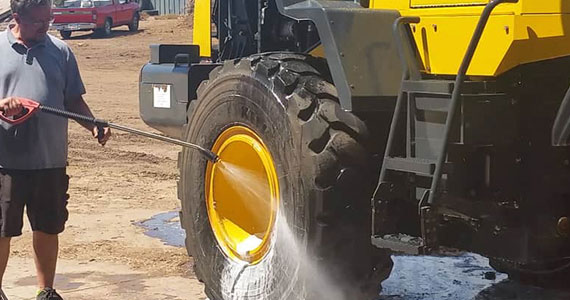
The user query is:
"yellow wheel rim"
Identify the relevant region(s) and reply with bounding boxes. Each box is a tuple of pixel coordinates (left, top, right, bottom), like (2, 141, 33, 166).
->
(205, 126, 279, 264)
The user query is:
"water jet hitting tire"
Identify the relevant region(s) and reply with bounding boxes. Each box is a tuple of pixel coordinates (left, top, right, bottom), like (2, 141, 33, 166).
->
(177, 53, 393, 300)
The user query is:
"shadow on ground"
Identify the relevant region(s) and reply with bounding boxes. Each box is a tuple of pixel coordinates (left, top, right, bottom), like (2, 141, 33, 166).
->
(58, 29, 143, 40)
(15, 271, 147, 296)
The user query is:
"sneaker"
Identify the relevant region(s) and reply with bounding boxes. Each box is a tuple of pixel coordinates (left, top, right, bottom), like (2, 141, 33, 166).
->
(36, 287, 63, 300)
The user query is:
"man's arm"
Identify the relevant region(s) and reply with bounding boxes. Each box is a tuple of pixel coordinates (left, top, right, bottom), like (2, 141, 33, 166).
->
(65, 95, 111, 146)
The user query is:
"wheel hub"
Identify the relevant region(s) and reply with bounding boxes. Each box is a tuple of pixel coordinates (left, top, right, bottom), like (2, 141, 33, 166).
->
(205, 126, 279, 264)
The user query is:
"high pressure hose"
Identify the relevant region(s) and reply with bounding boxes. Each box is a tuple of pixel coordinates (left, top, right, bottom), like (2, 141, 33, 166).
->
(18, 102, 220, 163)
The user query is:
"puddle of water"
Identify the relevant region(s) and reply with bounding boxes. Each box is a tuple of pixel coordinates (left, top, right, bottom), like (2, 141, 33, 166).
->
(381, 253, 508, 299)
(381, 253, 570, 300)
(138, 212, 570, 300)
(135, 211, 185, 247)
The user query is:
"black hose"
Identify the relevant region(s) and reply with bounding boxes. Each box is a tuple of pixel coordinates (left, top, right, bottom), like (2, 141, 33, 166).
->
(39, 104, 109, 128)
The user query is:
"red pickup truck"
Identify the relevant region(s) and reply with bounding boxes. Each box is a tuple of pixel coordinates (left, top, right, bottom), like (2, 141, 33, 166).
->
(51, 0, 140, 39)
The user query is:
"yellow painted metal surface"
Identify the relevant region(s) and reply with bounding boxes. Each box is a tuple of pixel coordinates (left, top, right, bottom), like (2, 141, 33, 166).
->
(193, 0, 211, 57)
(205, 126, 279, 264)
(370, 0, 570, 76)
(309, 44, 326, 58)
(410, 0, 486, 8)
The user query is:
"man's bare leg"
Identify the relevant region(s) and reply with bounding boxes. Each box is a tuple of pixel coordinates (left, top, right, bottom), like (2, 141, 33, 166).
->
(0, 237, 11, 288)
(32, 232, 58, 289)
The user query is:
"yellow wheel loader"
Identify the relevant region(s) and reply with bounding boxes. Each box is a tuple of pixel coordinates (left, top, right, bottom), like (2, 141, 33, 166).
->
(138, 0, 570, 298)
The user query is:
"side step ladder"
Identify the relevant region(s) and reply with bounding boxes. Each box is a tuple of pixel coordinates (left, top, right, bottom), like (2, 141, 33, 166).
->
(371, 0, 517, 255)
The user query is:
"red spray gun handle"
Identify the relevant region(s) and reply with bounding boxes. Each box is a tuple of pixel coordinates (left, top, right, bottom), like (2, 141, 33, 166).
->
(0, 98, 40, 125)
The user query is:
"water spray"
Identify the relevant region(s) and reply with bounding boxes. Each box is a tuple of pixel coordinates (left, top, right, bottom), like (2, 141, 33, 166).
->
(0, 98, 220, 163)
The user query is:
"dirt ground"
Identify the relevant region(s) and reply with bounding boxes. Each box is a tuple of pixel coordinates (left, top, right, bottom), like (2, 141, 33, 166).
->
(2, 17, 208, 299)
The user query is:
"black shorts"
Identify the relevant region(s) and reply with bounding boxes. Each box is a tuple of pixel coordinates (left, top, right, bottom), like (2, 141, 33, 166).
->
(0, 168, 69, 237)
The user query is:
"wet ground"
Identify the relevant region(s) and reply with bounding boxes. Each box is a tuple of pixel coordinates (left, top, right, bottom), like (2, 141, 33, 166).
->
(381, 254, 570, 299)
(381, 253, 508, 299)
(139, 211, 570, 300)
(136, 211, 185, 248)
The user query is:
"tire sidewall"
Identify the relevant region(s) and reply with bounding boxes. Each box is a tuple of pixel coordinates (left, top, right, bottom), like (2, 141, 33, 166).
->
(181, 65, 306, 300)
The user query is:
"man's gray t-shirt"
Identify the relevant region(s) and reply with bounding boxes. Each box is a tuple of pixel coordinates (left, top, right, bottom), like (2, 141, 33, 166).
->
(0, 27, 85, 170)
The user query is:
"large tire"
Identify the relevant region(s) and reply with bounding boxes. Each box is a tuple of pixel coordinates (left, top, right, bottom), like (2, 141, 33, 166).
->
(178, 53, 393, 300)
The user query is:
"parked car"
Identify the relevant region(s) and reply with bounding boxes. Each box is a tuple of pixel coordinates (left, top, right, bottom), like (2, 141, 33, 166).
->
(51, 0, 140, 39)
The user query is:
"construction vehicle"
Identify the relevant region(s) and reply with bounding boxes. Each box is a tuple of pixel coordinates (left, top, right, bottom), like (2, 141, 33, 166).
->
(138, 0, 570, 298)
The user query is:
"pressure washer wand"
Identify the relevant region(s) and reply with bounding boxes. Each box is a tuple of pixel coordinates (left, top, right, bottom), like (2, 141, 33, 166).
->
(105, 122, 220, 162)
(42, 105, 220, 163)
(0, 99, 219, 163)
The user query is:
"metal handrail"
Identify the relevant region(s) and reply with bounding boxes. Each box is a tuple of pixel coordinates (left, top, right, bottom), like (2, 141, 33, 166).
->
(377, 16, 421, 186)
(428, 0, 519, 204)
(392, 16, 422, 81)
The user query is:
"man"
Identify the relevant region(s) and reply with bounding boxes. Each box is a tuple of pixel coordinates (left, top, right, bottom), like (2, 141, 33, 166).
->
(0, 0, 111, 298)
